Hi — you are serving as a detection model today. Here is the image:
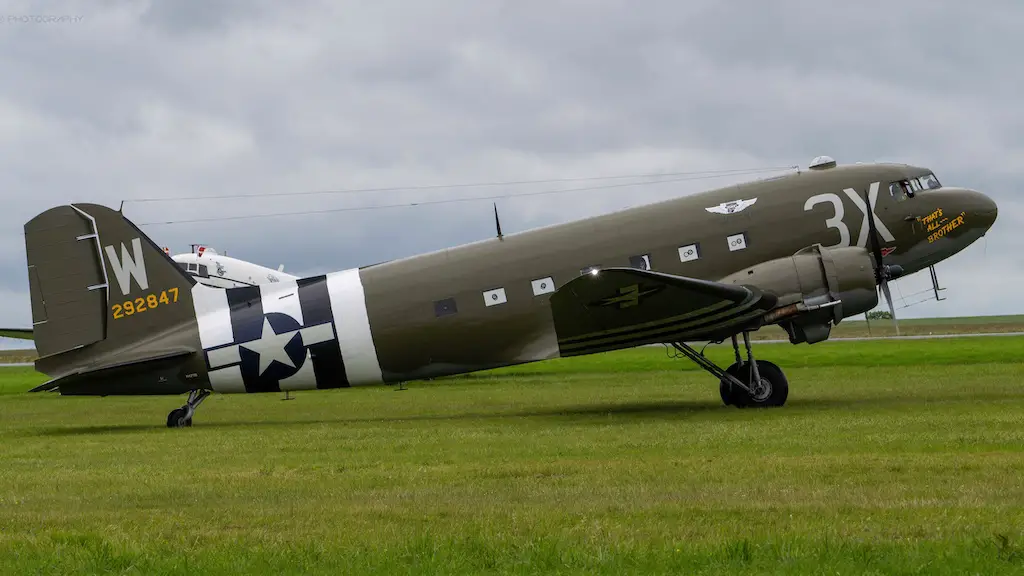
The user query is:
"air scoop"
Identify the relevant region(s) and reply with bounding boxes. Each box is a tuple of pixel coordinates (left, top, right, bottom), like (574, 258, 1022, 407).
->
(884, 264, 905, 280)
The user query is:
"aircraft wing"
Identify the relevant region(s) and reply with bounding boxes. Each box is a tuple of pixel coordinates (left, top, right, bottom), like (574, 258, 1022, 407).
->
(549, 267, 777, 357)
(0, 328, 33, 340)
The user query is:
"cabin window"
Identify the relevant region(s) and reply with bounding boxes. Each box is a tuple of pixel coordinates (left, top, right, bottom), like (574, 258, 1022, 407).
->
(482, 288, 507, 307)
(197, 264, 209, 278)
(177, 263, 189, 272)
(629, 254, 652, 270)
(433, 298, 458, 318)
(727, 232, 748, 252)
(531, 277, 555, 296)
(678, 243, 700, 262)
(187, 263, 198, 273)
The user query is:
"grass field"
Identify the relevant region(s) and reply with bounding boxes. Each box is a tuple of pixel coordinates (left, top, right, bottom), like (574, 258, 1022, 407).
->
(1, 337, 1023, 574)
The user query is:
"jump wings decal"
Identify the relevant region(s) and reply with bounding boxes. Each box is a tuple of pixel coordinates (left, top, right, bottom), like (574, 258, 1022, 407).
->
(705, 198, 757, 215)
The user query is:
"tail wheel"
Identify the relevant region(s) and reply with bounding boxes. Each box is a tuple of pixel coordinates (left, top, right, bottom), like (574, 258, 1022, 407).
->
(166, 408, 189, 428)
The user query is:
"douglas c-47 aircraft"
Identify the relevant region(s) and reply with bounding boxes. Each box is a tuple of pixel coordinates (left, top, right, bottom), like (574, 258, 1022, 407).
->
(169, 245, 298, 288)
(10, 157, 998, 427)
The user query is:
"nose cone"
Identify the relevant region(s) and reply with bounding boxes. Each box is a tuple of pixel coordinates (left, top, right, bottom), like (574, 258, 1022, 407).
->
(967, 189, 998, 231)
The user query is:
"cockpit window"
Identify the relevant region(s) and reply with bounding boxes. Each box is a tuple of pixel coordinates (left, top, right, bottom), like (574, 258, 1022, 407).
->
(919, 173, 941, 189)
(889, 180, 914, 201)
(888, 173, 941, 201)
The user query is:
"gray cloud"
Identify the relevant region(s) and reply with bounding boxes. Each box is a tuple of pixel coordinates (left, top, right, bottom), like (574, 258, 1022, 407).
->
(1, 0, 1021, 346)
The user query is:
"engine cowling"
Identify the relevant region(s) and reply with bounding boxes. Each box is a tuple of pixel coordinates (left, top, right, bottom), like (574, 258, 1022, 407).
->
(720, 244, 878, 344)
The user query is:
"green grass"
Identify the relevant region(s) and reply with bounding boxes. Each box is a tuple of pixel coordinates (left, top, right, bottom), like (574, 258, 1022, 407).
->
(1, 337, 1023, 574)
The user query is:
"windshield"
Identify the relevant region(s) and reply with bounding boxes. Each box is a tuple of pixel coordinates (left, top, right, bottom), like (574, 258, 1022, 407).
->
(889, 172, 941, 201)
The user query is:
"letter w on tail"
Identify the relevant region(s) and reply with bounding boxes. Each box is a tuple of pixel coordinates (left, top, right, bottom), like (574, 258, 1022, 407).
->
(105, 238, 150, 295)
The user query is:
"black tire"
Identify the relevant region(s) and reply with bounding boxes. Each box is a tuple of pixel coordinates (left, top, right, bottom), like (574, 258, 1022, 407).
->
(732, 360, 789, 408)
(719, 361, 746, 406)
(166, 408, 187, 428)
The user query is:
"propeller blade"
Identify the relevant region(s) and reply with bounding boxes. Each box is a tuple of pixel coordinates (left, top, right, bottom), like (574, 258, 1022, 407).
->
(880, 280, 900, 336)
(864, 188, 884, 279)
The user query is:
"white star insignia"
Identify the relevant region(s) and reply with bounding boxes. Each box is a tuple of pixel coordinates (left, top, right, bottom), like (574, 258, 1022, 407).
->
(239, 318, 299, 376)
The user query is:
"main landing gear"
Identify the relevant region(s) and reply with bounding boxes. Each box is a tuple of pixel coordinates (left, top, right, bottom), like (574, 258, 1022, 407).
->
(671, 332, 789, 408)
(167, 389, 211, 428)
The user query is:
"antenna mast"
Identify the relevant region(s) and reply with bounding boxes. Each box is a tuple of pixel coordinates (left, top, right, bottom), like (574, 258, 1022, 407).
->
(493, 203, 503, 240)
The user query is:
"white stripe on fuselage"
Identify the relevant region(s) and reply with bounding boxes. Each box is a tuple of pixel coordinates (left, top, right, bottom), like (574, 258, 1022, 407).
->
(192, 284, 233, 349)
(259, 282, 303, 325)
(192, 284, 245, 393)
(327, 268, 383, 386)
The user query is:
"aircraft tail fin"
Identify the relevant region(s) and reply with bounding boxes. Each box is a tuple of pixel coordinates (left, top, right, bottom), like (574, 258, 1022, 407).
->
(24, 204, 198, 364)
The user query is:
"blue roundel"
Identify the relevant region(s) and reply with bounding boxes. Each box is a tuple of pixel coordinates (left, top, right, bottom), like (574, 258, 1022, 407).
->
(237, 312, 308, 383)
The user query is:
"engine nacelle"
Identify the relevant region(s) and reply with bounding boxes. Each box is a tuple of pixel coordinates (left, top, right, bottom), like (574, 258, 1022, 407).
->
(720, 244, 878, 344)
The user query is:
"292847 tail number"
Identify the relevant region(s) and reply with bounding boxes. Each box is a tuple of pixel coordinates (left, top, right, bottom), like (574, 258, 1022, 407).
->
(111, 287, 178, 319)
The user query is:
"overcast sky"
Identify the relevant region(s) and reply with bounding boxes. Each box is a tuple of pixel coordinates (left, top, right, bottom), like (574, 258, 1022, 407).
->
(2, 1, 1022, 348)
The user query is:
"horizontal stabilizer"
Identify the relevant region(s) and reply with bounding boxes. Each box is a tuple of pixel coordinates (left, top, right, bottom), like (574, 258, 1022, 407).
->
(550, 267, 777, 356)
(29, 348, 198, 395)
(0, 328, 33, 340)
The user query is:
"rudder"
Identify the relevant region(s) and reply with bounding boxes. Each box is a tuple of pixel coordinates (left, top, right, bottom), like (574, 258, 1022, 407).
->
(25, 204, 197, 362)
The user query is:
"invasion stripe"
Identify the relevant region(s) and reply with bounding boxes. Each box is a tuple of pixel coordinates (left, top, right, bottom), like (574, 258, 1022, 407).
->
(559, 296, 767, 351)
(296, 275, 349, 389)
(224, 285, 264, 344)
(557, 299, 735, 346)
(326, 269, 383, 386)
(559, 307, 767, 356)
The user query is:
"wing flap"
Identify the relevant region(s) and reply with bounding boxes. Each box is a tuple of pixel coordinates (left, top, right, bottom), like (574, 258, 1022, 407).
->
(550, 267, 777, 356)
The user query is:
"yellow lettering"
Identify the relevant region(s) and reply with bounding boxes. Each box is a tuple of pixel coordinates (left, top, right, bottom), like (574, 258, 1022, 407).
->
(110, 289, 180, 319)
(928, 215, 967, 243)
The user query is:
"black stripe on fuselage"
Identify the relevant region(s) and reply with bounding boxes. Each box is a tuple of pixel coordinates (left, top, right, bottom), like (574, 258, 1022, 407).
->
(224, 286, 275, 393)
(297, 275, 350, 388)
(225, 286, 264, 343)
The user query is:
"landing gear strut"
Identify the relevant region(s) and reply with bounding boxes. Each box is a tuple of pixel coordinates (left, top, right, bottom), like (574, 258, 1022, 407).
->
(167, 389, 211, 428)
(671, 332, 789, 408)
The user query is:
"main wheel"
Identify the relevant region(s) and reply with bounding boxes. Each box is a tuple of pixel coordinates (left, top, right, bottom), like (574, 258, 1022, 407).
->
(731, 360, 788, 408)
(166, 407, 189, 428)
(719, 361, 746, 406)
